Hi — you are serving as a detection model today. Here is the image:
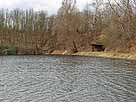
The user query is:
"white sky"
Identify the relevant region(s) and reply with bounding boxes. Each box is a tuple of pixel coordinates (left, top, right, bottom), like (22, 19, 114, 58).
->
(0, 0, 93, 14)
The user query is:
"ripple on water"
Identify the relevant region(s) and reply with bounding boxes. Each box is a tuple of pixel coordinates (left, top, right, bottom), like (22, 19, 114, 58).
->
(0, 56, 136, 102)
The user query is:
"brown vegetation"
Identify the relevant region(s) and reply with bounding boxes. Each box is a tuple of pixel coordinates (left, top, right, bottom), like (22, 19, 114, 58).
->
(0, 0, 136, 55)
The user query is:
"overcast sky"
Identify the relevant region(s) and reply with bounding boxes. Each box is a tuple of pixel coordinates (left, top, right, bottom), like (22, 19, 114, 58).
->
(0, 0, 93, 14)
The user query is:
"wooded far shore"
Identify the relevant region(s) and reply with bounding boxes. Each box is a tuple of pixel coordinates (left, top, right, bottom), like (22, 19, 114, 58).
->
(1, 0, 136, 61)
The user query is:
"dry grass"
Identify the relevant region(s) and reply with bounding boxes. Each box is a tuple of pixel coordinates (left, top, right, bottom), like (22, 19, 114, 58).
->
(52, 50, 136, 61)
(74, 52, 136, 60)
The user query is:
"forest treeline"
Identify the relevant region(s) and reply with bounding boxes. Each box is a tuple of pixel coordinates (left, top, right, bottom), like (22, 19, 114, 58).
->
(0, 0, 136, 55)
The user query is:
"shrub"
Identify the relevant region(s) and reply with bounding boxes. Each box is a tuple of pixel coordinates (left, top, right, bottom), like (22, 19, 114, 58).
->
(0, 45, 17, 55)
(7, 46, 17, 55)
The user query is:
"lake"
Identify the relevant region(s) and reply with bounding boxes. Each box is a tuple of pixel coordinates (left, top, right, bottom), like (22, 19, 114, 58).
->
(0, 55, 136, 102)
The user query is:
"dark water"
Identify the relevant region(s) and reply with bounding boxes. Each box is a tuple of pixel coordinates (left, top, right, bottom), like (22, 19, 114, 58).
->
(0, 55, 136, 102)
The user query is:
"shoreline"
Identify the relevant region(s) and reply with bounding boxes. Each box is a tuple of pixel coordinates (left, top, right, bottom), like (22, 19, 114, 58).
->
(0, 50, 136, 61)
(51, 50, 136, 61)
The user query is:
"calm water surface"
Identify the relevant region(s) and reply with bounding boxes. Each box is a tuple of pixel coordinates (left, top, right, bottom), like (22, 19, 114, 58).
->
(0, 55, 136, 102)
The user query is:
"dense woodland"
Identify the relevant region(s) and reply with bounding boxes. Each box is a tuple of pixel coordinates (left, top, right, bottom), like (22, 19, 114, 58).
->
(0, 0, 136, 54)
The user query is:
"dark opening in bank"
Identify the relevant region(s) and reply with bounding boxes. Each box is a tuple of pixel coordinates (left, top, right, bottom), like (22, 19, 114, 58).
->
(92, 43, 105, 52)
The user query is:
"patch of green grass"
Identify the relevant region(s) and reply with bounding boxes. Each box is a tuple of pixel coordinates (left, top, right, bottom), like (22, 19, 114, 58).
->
(0, 45, 17, 55)
(0, 45, 9, 49)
